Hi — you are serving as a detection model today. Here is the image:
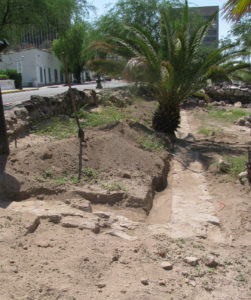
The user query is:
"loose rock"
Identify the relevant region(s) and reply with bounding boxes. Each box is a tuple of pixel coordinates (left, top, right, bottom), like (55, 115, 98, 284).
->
(184, 257, 199, 266)
(205, 255, 218, 268)
(161, 261, 173, 270)
(141, 279, 149, 286)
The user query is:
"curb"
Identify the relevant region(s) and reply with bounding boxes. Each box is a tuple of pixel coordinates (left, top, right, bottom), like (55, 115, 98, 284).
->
(2, 88, 39, 94)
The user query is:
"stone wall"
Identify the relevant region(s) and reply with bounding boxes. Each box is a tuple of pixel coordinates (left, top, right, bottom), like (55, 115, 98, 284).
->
(0, 79, 15, 90)
(5, 89, 100, 138)
(206, 85, 251, 104)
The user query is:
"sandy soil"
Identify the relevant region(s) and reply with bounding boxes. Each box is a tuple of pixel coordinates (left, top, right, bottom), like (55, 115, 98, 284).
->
(0, 100, 250, 300)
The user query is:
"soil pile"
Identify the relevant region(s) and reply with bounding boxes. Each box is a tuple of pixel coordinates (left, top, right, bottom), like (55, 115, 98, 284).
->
(3, 121, 170, 213)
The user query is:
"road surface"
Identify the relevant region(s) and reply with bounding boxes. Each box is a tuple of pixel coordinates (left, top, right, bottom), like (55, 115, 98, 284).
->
(3, 80, 129, 108)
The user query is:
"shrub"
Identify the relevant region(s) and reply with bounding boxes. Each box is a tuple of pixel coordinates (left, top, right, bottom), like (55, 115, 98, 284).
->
(0, 74, 9, 80)
(5, 69, 22, 89)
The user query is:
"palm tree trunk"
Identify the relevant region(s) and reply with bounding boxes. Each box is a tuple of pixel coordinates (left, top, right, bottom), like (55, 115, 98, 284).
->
(152, 101, 181, 135)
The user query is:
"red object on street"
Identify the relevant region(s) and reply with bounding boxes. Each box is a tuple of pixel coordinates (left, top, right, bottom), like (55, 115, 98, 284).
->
(219, 202, 226, 210)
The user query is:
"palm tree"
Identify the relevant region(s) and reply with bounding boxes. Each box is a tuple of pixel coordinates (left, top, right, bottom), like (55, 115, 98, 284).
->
(223, 0, 251, 21)
(90, 0, 250, 135)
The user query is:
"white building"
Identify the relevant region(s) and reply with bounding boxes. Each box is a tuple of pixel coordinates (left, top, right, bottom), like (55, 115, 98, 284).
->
(0, 48, 64, 87)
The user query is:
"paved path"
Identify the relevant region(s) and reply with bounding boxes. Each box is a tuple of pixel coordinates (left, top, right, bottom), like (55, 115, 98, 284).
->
(148, 110, 220, 239)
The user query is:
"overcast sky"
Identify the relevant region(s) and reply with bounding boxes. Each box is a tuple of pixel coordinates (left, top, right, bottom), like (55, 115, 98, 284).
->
(89, 0, 232, 40)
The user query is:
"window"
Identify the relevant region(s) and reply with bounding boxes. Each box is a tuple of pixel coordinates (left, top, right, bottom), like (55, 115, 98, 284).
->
(44, 69, 47, 84)
(208, 29, 217, 35)
(40, 67, 43, 82)
(203, 36, 217, 42)
(48, 68, 51, 83)
(54, 69, 58, 82)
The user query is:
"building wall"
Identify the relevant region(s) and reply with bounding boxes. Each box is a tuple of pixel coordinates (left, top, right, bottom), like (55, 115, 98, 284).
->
(190, 6, 219, 47)
(0, 49, 63, 87)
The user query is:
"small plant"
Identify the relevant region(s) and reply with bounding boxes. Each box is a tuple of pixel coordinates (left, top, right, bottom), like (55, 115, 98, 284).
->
(82, 167, 98, 182)
(35, 176, 46, 183)
(137, 134, 165, 151)
(44, 169, 53, 178)
(101, 181, 125, 192)
(223, 154, 248, 178)
(234, 271, 247, 282)
(195, 265, 206, 278)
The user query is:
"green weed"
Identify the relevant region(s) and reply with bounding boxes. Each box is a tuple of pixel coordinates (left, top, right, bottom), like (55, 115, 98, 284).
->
(52, 175, 79, 185)
(234, 271, 248, 282)
(198, 127, 222, 136)
(137, 134, 165, 151)
(35, 176, 46, 183)
(101, 181, 125, 192)
(44, 169, 53, 178)
(208, 107, 249, 123)
(223, 154, 248, 178)
(82, 167, 98, 182)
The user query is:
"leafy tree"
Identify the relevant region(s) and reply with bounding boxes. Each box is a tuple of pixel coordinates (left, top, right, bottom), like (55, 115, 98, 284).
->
(223, 0, 251, 21)
(52, 22, 93, 83)
(95, 0, 183, 42)
(0, 0, 92, 41)
(90, 0, 250, 135)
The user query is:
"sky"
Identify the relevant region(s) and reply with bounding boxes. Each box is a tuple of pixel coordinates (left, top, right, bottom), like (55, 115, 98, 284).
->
(90, 0, 233, 40)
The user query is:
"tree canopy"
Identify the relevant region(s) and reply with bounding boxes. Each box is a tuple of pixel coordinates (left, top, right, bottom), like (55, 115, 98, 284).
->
(52, 22, 94, 83)
(0, 0, 92, 41)
(95, 0, 183, 42)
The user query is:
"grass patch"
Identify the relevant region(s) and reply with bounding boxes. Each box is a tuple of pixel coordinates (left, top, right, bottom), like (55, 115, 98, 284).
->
(222, 154, 248, 178)
(137, 134, 165, 151)
(198, 127, 222, 136)
(208, 106, 249, 123)
(78, 106, 129, 128)
(35, 173, 79, 185)
(31, 116, 77, 139)
(32, 106, 131, 138)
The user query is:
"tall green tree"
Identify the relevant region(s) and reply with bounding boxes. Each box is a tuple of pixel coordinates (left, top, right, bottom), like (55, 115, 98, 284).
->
(95, 0, 183, 42)
(90, 0, 250, 135)
(52, 22, 93, 83)
(0, 0, 92, 41)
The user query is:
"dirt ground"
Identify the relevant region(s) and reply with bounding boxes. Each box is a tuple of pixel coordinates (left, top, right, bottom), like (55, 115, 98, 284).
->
(0, 98, 250, 300)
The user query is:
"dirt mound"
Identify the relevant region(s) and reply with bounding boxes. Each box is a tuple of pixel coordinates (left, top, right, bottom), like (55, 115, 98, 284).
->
(3, 121, 170, 212)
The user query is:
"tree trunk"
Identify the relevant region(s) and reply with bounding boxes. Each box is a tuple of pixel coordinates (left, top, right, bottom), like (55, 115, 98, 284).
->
(0, 89, 9, 173)
(152, 102, 181, 135)
(0, 89, 9, 156)
(75, 72, 81, 84)
(247, 148, 251, 186)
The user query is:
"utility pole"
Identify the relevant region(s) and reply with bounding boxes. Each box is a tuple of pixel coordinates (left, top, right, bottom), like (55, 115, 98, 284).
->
(0, 88, 9, 156)
(0, 39, 9, 172)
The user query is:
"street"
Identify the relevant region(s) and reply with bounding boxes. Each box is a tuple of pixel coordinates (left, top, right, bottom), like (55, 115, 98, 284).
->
(3, 80, 129, 108)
